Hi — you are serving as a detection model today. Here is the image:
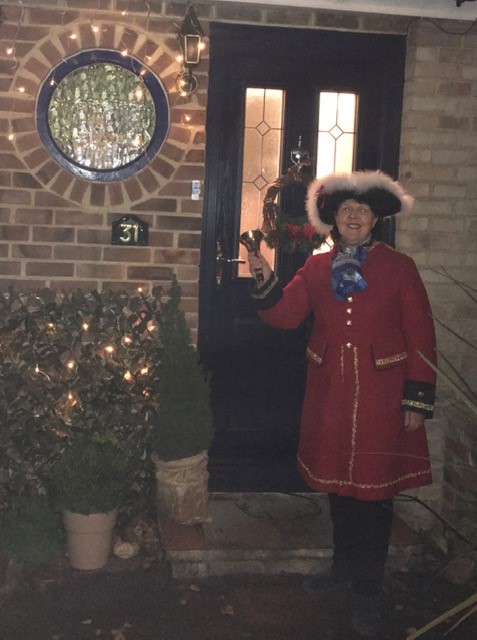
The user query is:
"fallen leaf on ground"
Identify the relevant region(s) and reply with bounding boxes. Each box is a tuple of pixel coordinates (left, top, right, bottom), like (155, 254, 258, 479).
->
(221, 603, 235, 615)
(81, 619, 93, 625)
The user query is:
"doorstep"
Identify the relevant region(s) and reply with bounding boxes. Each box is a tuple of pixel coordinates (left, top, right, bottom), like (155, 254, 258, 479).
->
(158, 492, 422, 580)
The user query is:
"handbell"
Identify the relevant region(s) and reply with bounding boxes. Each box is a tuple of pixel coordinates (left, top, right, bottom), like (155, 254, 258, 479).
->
(239, 229, 265, 284)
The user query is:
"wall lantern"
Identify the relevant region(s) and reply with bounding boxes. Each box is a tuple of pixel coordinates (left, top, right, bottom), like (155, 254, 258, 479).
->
(176, 5, 205, 97)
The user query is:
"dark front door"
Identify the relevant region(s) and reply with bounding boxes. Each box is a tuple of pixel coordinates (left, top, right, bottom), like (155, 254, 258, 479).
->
(199, 24, 406, 491)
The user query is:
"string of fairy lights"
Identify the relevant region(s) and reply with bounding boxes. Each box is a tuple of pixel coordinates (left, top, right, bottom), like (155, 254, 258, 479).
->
(26, 287, 160, 417)
(2, 0, 205, 146)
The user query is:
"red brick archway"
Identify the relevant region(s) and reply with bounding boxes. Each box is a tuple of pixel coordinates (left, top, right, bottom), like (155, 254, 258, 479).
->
(9, 19, 204, 210)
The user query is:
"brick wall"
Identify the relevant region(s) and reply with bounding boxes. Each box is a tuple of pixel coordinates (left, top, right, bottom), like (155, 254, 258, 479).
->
(1, 0, 476, 527)
(0, 1, 209, 335)
(397, 18, 477, 529)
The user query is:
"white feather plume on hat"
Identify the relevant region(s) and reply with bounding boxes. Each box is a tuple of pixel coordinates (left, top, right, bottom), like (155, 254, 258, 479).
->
(306, 170, 414, 236)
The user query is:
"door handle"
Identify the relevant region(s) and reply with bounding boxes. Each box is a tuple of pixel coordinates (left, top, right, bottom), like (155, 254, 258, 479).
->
(216, 256, 245, 264)
(215, 241, 246, 285)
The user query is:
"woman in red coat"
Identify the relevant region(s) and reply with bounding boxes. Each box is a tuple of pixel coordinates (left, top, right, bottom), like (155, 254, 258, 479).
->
(248, 171, 436, 638)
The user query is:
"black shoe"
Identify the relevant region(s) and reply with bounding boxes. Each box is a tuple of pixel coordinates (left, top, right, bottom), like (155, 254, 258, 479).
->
(302, 565, 351, 595)
(351, 591, 385, 637)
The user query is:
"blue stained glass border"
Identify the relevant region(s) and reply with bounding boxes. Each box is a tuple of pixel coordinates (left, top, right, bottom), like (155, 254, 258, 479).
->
(36, 49, 170, 182)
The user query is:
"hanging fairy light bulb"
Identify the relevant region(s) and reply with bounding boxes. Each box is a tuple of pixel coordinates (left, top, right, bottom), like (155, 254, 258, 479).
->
(34, 364, 51, 381)
(124, 370, 133, 381)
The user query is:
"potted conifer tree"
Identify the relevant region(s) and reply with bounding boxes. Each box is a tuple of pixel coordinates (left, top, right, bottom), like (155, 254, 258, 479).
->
(51, 433, 133, 570)
(152, 276, 214, 525)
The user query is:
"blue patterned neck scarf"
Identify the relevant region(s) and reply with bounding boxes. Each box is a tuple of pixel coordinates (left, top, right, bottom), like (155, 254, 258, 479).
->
(330, 242, 369, 301)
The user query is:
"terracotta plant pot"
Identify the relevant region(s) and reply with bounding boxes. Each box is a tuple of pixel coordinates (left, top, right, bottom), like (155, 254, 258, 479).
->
(63, 510, 118, 570)
(153, 450, 211, 525)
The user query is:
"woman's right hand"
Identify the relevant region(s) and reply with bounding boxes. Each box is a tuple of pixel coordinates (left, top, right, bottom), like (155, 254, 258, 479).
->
(247, 251, 273, 283)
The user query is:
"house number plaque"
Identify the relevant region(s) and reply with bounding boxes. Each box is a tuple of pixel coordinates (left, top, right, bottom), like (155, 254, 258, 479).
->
(112, 215, 149, 246)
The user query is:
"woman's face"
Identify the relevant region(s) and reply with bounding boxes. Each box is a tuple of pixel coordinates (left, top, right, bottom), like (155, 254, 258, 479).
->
(334, 199, 377, 247)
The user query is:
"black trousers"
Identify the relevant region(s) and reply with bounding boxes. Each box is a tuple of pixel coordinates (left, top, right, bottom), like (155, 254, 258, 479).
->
(328, 493, 394, 595)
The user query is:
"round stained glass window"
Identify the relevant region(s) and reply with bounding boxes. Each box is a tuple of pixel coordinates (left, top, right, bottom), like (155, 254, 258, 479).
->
(37, 50, 169, 182)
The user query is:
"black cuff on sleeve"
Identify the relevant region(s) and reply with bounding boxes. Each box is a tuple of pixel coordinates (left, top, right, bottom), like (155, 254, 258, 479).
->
(402, 379, 436, 418)
(249, 274, 283, 309)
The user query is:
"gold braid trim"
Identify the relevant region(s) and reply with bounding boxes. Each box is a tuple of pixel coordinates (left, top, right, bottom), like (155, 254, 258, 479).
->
(375, 352, 408, 367)
(298, 455, 430, 490)
(348, 346, 359, 482)
(402, 399, 434, 412)
(306, 348, 323, 365)
(250, 275, 280, 300)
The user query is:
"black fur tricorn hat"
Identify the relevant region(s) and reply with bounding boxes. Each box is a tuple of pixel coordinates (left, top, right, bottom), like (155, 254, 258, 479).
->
(306, 170, 414, 236)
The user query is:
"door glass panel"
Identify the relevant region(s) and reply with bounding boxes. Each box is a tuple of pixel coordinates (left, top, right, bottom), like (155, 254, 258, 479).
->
(238, 88, 284, 277)
(316, 91, 357, 176)
(315, 91, 358, 253)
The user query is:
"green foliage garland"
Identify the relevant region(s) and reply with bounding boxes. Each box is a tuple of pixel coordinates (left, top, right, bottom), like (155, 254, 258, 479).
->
(0, 287, 162, 512)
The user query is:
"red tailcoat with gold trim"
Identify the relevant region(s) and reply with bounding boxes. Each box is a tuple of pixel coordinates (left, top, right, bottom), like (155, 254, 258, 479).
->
(258, 243, 437, 500)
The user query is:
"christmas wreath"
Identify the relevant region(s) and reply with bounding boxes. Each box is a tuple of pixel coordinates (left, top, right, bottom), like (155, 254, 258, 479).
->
(263, 215, 326, 254)
(261, 161, 326, 254)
